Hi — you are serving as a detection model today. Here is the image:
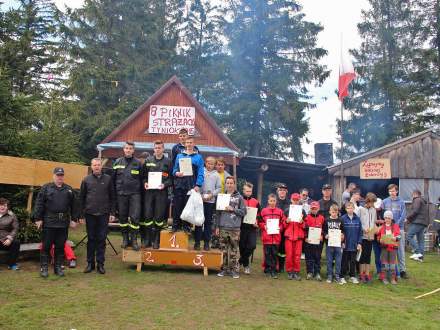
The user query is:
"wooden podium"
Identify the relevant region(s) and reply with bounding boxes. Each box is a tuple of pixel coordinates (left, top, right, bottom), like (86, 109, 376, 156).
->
(122, 231, 223, 276)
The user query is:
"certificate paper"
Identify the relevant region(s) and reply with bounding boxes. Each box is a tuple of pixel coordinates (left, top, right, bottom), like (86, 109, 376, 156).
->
(179, 157, 193, 176)
(266, 218, 280, 235)
(147, 172, 162, 189)
(289, 205, 303, 223)
(243, 207, 258, 225)
(216, 194, 231, 211)
(328, 229, 341, 247)
(308, 227, 322, 245)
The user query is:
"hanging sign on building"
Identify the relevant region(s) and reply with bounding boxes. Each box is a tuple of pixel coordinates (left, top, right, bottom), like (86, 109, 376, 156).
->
(148, 105, 195, 135)
(360, 158, 391, 179)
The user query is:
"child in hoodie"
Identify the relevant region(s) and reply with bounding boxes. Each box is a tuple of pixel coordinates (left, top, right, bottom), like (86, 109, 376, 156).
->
(259, 194, 286, 279)
(304, 201, 325, 281)
(323, 204, 345, 284)
(341, 202, 363, 284)
(377, 210, 401, 285)
(215, 176, 246, 279)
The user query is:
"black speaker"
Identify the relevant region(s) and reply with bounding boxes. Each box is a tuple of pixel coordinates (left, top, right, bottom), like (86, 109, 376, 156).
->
(314, 143, 334, 165)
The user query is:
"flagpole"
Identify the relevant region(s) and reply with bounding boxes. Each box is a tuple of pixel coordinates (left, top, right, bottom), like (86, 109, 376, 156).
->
(340, 101, 344, 205)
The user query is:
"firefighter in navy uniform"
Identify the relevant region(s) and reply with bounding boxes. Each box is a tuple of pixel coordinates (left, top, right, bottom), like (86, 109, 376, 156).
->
(113, 141, 143, 250)
(141, 140, 172, 249)
(33, 167, 79, 278)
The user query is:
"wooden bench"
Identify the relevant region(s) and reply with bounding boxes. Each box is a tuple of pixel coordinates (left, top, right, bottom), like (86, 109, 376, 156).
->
(122, 231, 223, 276)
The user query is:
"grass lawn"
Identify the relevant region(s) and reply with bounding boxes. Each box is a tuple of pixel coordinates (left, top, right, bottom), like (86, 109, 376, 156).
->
(1, 226, 439, 329)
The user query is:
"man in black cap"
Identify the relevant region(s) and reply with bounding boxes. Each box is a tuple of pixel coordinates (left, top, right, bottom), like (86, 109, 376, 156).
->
(318, 184, 338, 219)
(33, 167, 79, 277)
(79, 158, 116, 274)
(276, 183, 289, 273)
(112, 141, 143, 250)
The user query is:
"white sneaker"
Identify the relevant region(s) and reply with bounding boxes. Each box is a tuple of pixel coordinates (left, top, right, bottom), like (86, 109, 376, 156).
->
(244, 266, 250, 274)
(350, 277, 359, 284)
(301, 253, 305, 260)
(410, 253, 422, 260)
(338, 278, 347, 285)
(414, 256, 424, 262)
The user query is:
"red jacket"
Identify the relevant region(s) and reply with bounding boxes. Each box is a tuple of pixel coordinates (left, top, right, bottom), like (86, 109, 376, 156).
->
(284, 210, 306, 241)
(377, 223, 401, 251)
(304, 213, 325, 240)
(259, 207, 285, 245)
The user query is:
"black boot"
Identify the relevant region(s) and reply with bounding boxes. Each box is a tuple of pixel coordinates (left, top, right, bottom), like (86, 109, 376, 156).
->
(131, 230, 140, 251)
(142, 227, 152, 248)
(97, 263, 106, 274)
(54, 255, 65, 277)
(121, 229, 129, 249)
(152, 228, 161, 249)
(40, 255, 49, 278)
(84, 262, 95, 273)
(140, 226, 146, 248)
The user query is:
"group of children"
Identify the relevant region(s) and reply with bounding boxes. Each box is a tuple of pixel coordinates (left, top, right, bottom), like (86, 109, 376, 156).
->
(214, 181, 403, 285)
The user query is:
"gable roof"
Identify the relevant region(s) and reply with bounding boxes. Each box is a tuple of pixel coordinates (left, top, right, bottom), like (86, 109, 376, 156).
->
(328, 128, 440, 173)
(101, 75, 239, 151)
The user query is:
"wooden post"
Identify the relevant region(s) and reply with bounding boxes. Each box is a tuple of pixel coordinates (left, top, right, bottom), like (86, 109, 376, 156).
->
(203, 266, 208, 277)
(257, 171, 264, 203)
(136, 262, 142, 272)
(232, 155, 237, 184)
(26, 186, 34, 214)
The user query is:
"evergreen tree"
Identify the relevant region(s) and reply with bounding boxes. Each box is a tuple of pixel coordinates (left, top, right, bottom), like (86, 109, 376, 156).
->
(221, 0, 328, 160)
(60, 0, 184, 159)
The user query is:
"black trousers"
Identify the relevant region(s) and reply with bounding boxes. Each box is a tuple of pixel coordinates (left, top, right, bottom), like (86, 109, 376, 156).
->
(304, 242, 322, 275)
(172, 189, 191, 231)
(143, 189, 168, 227)
(117, 194, 141, 230)
(0, 239, 20, 266)
(264, 244, 278, 273)
(239, 226, 257, 267)
(85, 214, 109, 265)
(341, 250, 357, 277)
(195, 202, 215, 244)
(41, 227, 68, 264)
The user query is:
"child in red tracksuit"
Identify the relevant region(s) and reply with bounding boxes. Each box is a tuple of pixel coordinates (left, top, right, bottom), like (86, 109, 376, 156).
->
(304, 201, 325, 281)
(259, 194, 285, 279)
(377, 210, 401, 285)
(284, 193, 306, 280)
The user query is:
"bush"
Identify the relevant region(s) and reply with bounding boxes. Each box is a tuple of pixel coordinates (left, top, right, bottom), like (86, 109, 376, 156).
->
(13, 207, 41, 244)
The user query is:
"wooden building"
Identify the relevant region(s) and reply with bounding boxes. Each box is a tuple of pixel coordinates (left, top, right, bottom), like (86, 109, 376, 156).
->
(328, 129, 440, 222)
(98, 76, 239, 169)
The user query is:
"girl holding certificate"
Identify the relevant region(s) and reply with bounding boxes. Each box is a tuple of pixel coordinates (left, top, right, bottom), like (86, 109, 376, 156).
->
(258, 194, 286, 279)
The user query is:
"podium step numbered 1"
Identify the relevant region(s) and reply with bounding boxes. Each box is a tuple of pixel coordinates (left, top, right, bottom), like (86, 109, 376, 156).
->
(122, 231, 223, 276)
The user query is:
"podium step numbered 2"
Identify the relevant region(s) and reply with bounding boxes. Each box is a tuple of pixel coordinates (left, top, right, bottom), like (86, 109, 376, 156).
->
(122, 231, 223, 276)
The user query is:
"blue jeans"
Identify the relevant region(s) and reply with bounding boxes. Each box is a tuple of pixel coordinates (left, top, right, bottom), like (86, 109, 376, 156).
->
(326, 246, 342, 280)
(397, 229, 406, 274)
(372, 240, 382, 274)
(407, 223, 426, 255)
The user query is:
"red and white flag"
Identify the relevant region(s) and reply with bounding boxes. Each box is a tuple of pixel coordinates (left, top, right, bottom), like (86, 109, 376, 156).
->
(338, 52, 356, 101)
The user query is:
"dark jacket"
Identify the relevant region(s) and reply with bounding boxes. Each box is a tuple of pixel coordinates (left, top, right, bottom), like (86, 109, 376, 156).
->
(0, 211, 19, 242)
(323, 216, 344, 241)
(112, 156, 143, 195)
(33, 183, 78, 228)
(318, 198, 338, 219)
(142, 155, 173, 189)
(341, 213, 363, 251)
(79, 173, 116, 217)
(407, 196, 429, 226)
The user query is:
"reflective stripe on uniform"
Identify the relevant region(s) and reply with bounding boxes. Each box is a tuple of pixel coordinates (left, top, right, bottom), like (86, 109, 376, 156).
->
(128, 223, 140, 230)
(131, 170, 140, 174)
(140, 220, 154, 226)
(154, 220, 164, 227)
(113, 165, 125, 169)
(277, 253, 286, 257)
(119, 223, 129, 227)
(145, 163, 156, 167)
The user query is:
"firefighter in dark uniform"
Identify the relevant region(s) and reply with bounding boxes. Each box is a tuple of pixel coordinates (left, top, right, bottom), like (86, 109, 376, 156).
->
(113, 141, 143, 250)
(33, 167, 78, 278)
(276, 183, 290, 273)
(141, 140, 172, 249)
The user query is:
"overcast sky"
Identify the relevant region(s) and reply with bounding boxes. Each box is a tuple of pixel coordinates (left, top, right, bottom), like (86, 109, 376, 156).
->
(3, 0, 371, 163)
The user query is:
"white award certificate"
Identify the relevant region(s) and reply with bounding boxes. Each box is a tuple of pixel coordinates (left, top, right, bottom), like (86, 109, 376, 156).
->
(328, 229, 342, 247)
(147, 172, 162, 189)
(216, 194, 231, 211)
(288, 205, 303, 223)
(243, 207, 258, 225)
(266, 218, 280, 235)
(308, 227, 322, 245)
(179, 157, 193, 176)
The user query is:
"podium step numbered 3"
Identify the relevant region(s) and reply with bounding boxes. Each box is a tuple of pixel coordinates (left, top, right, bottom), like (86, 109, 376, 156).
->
(122, 230, 223, 276)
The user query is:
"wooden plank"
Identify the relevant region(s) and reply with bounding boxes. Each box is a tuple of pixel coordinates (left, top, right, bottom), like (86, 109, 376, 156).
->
(405, 143, 416, 178)
(122, 249, 143, 263)
(414, 140, 424, 177)
(389, 149, 398, 177)
(160, 231, 189, 250)
(0, 155, 88, 189)
(422, 137, 433, 178)
(432, 139, 440, 179)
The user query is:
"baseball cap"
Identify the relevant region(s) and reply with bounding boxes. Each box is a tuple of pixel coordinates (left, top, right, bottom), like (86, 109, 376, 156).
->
(290, 193, 301, 200)
(277, 183, 288, 189)
(310, 201, 320, 209)
(53, 167, 64, 175)
(322, 184, 332, 190)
